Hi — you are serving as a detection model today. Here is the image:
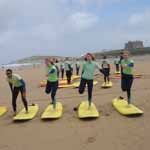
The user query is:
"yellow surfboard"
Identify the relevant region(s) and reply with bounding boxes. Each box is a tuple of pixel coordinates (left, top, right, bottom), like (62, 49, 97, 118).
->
(40, 76, 80, 87)
(73, 81, 98, 88)
(0, 106, 7, 117)
(78, 101, 99, 118)
(115, 71, 121, 74)
(112, 98, 143, 115)
(59, 84, 74, 88)
(13, 104, 39, 121)
(59, 75, 80, 81)
(40, 80, 67, 87)
(41, 102, 63, 119)
(101, 81, 113, 88)
(72, 75, 80, 80)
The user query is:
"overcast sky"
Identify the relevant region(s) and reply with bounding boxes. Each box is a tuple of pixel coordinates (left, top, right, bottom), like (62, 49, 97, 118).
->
(0, 0, 150, 64)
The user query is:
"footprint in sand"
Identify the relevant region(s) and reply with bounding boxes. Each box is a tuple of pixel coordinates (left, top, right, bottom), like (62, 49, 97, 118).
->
(87, 136, 96, 144)
(0, 144, 9, 150)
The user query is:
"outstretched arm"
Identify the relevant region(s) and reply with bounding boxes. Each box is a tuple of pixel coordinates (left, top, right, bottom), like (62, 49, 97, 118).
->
(95, 62, 103, 74)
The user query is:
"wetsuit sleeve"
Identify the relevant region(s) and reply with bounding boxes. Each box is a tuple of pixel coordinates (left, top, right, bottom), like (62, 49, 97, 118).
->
(68, 64, 72, 71)
(95, 62, 103, 73)
(119, 56, 123, 64)
(49, 69, 55, 74)
(55, 65, 59, 73)
(81, 62, 85, 75)
(128, 60, 134, 67)
(20, 79, 25, 87)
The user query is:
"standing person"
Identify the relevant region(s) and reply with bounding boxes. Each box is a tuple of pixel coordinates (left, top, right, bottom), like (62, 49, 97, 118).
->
(45, 58, 59, 109)
(101, 56, 111, 84)
(6, 69, 28, 115)
(120, 50, 134, 105)
(119, 52, 124, 74)
(60, 61, 65, 80)
(65, 57, 73, 84)
(75, 59, 80, 76)
(79, 53, 102, 107)
(114, 56, 120, 72)
(53, 58, 60, 78)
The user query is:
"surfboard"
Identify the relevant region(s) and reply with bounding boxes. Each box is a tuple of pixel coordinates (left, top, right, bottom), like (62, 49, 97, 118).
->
(72, 75, 80, 80)
(101, 81, 113, 88)
(59, 84, 74, 88)
(40, 80, 73, 88)
(41, 102, 63, 119)
(0, 106, 7, 117)
(13, 104, 39, 121)
(115, 71, 121, 74)
(72, 81, 98, 88)
(59, 75, 80, 81)
(40, 75, 80, 87)
(115, 74, 142, 78)
(78, 101, 99, 118)
(112, 98, 143, 115)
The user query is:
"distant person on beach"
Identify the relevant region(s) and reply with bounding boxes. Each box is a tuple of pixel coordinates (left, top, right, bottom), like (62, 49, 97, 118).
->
(53, 58, 60, 78)
(114, 56, 120, 72)
(78, 53, 102, 108)
(101, 56, 111, 84)
(65, 57, 73, 84)
(120, 50, 134, 105)
(6, 69, 28, 115)
(60, 61, 65, 80)
(75, 59, 80, 76)
(45, 58, 59, 109)
(119, 52, 124, 74)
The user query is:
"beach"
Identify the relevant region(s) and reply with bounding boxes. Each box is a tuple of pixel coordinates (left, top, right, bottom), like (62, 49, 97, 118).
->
(0, 55, 150, 150)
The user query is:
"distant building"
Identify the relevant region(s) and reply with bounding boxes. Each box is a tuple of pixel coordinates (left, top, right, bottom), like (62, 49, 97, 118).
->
(125, 41, 144, 50)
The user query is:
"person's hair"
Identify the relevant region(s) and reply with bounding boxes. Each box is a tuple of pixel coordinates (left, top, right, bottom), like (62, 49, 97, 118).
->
(103, 55, 107, 59)
(6, 69, 12, 74)
(45, 58, 54, 65)
(120, 51, 124, 55)
(123, 49, 130, 55)
(55, 59, 59, 63)
(84, 53, 95, 61)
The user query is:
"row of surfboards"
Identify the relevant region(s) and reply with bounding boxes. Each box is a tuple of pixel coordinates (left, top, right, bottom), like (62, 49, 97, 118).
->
(0, 98, 143, 121)
(40, 80, 113, 88)
(39, 74, 115, 88)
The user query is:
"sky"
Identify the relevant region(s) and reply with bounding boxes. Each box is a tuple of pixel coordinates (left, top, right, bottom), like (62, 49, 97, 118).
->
(0, 0, 150, 64)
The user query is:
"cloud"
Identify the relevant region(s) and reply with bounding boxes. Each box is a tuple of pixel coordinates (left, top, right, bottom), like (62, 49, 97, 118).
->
(60, 0, 126, 8)
(128, 10, 150, 26)
(67, 12, 99, 31)
(0, 0, 149, 64)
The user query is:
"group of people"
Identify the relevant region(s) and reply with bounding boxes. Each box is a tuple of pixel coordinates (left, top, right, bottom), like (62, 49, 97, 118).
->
(5, 50, 134, 115)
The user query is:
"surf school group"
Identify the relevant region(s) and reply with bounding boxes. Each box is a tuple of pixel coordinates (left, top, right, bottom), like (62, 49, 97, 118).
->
(1, 49, 143, 120)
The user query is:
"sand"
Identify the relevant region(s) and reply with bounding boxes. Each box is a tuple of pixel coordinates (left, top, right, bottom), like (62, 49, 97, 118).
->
(0, 55, 150, 150)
